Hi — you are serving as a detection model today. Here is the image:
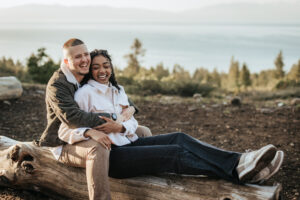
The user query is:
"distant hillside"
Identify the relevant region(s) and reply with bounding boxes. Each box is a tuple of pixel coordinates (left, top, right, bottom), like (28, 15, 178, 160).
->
(0, 3, 300, 23)
(183, 3, 300, 23)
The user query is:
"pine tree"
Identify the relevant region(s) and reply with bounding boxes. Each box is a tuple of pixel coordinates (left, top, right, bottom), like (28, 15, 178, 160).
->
(257, 70, 274, 87)
(297, 60, 300, 83)
(274, 50, 285, 79)
(152, 63, 169, 80)
(240, 63, 251, 89)
(193, 67, 210, 84)
(172, 64, 190, 81)
(228, 56, 240, 89)
(211, 68, 221, 87)
(124, 38, 145, 78)
(287, 59, 300, 83)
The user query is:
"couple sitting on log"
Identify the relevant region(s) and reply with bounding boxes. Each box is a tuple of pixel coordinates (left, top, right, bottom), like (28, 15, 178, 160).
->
(38, 38, 284, 200)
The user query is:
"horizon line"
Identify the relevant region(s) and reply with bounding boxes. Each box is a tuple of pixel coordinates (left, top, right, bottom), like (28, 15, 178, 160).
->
(0, 1, 299, 12)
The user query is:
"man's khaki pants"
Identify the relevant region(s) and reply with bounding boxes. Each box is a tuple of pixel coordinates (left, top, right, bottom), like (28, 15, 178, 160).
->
(136, 125, 152, 137)
(58, 125, 151, 200)
(59, 139, 111, 200)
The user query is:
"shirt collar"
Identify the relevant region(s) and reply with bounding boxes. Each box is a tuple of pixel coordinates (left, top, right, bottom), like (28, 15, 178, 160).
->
(88, 79, 118, 94)
(60, 61, 80, 88)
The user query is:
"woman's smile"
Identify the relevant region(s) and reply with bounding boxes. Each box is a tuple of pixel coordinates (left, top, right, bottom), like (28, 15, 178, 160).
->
(91, 55, 112, 84)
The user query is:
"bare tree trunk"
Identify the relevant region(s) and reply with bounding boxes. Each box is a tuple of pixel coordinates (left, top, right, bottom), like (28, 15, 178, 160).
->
(0, 136, 282, 200)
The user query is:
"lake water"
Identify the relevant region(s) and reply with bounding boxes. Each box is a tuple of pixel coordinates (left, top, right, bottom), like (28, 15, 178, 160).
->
(0, 22, 299, 73)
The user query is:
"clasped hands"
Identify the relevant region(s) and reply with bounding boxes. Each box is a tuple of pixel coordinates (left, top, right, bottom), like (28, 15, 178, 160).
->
(84, 106, 135, 150)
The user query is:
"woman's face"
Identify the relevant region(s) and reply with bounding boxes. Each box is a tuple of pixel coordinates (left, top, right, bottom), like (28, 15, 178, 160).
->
(91, 55, 112, 84)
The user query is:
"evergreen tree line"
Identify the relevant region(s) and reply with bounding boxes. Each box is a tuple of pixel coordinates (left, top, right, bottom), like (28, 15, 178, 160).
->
(0, 48, 59, 84)
(117, 39, 300, 95)
(0, 39, 300, 96)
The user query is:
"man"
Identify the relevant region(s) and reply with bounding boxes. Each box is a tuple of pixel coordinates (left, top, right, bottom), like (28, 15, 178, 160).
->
(39, 38, 150, 200)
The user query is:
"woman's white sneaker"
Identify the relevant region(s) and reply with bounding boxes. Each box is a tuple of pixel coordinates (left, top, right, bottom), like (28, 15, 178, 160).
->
(250, 150, 284, 183)
(237, 144, 277, 182)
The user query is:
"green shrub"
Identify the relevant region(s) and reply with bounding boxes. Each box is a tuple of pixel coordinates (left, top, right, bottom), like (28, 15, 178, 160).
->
(253, 87, 300, 100)
(122, 79, 215, 97)
(275, 80, 300, 89)
(137, 79, 162, 95)
(0, 57, 31, 82)
(27, 48, 59, 84)
(123, 84, 141, 95)
(160, 81, 178, 95)
(177, 82, 214, 97)
(117, 76, 135, 86)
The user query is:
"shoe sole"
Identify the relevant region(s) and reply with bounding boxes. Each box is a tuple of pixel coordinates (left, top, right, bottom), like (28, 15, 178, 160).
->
(240, 145, 277, 182)
(250, 150, 283, 183)
(263, 151, 284, 180)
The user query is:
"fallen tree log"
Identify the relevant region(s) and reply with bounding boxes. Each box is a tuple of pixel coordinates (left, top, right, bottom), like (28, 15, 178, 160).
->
(0, 76, 23, 101)
(0, 135, 282, 200)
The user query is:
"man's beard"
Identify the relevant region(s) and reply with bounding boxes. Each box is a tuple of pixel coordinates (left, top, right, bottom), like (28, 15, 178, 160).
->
(77, 72, 89, 76)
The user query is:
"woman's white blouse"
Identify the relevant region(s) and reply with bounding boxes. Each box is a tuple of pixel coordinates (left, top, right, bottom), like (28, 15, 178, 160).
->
(58, 79, 139, 146)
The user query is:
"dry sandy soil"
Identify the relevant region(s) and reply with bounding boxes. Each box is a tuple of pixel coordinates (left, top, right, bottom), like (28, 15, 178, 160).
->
(0, 85, 299, 200)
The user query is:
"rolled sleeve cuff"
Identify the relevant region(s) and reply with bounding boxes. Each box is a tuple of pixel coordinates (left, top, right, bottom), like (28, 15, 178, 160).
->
(121, 121, 133, 136)
(76, 127, 91, 140)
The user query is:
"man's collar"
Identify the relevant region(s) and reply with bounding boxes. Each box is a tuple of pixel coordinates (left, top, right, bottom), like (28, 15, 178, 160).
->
(60, 61, 80, 88)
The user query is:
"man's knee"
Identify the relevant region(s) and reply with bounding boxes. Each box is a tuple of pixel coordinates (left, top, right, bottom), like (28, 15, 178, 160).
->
(136, 125, 152, 137)
(87, 141, 110, 160)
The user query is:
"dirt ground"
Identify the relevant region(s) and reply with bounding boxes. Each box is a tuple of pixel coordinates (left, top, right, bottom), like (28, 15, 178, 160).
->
(0, 85, 299, 200)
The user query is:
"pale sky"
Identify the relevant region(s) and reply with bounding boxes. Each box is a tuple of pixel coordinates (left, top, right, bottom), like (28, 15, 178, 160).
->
(0, 0, 297, 11)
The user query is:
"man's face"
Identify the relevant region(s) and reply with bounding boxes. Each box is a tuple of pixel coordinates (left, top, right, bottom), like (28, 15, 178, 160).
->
(65, 44, 91, 77)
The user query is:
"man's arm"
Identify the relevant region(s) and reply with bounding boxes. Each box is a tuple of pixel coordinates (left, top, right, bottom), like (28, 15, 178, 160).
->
(47, 80, 109, 128)
(59, 122, 113, 150)
(58, 122, 90, 144)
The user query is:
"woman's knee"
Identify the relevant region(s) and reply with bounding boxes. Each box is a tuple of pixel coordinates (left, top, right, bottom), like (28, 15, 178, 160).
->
(136, 125, 152, 137)
(171, 132, 190, 144)
(173, 132, 187, 139)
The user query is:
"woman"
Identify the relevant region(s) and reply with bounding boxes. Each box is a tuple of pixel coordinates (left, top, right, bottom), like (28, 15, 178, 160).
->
(58, 49, 283, 185)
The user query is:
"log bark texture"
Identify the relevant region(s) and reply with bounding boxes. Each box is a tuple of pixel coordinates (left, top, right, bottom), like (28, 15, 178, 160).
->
(0, 76, 23, 101)
(0, 136, 282, 200)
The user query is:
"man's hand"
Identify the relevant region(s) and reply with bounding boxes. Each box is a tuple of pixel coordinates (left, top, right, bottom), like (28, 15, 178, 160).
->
(94, 116, 125, 134)
(121, 105, 135, 122)
(85, 129, 113, 150)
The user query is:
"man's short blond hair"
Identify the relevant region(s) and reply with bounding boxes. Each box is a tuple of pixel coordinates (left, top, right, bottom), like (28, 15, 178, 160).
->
(63, 38, 85, 58)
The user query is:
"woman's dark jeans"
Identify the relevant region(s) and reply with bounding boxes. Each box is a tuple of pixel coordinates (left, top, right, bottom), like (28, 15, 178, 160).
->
(109, 132, 241, 183)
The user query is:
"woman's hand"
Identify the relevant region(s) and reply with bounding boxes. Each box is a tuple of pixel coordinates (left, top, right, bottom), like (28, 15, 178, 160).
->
(85, 129, 113, 150)
(94, 116, 125, 134)
(116, 113, 124, 123)
(121, 105, 135, 122)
